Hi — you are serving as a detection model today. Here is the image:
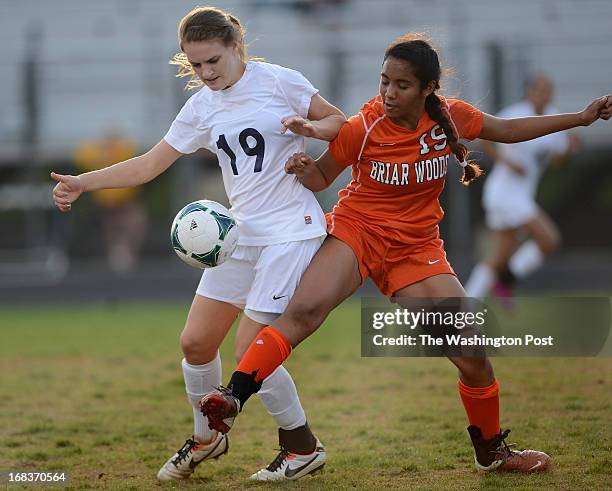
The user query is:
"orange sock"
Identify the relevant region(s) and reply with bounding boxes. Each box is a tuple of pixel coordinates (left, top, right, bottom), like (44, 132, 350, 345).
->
(458, 378, 500, 440)
(236, 326, 292, 383)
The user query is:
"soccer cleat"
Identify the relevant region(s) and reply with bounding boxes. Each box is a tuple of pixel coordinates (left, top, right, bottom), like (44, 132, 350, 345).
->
(199, 386, 241, 433)
(156, 432, 229, 481)
(468, 425, 551, 473)
(250, 439, 326, 481)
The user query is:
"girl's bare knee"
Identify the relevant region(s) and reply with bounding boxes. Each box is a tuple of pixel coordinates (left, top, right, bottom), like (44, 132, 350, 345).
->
(181, 333, 217, 365)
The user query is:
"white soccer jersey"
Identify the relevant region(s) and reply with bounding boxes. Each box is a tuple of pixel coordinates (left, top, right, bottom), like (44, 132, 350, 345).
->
(482, 101, 569, 208)
(164, 61, 326, 246)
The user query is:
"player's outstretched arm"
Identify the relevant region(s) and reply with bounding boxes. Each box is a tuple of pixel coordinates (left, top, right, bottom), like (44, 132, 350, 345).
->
(51, 139, 183, 213)
(281, 94, 346, 141)
(285, 149, 345, 192)
(479, 95, 611, 144)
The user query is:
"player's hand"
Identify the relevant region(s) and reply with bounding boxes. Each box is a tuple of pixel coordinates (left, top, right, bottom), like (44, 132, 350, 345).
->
(285, 152, 315, 177)
(281, 116, 316, 138)
(579, 95, 612, 126)
(50, 172, 83, 212)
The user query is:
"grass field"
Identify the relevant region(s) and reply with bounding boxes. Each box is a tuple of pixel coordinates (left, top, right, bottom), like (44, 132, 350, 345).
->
(1, 300, 611, 490)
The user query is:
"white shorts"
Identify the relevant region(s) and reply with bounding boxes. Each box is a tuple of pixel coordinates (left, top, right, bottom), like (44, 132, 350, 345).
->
(196, 236, 324, 324)
(484, 197, 538, 231)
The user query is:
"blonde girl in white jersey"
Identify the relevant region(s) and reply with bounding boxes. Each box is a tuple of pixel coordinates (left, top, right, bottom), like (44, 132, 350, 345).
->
(466, 74, 577, 299)
(50, 6, 344, 482)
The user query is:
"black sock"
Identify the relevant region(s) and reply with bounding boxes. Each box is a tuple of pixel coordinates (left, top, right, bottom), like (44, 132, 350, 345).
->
(228, 370, 262, 409)
(279, 422, 317, 454)
(467, 425, 500, 467)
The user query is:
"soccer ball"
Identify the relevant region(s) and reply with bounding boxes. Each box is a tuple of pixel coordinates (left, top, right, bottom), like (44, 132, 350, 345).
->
(170, 200, 239, 269)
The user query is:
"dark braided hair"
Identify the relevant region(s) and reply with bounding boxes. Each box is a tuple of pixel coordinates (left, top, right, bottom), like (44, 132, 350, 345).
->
(384, 34, 482, 185)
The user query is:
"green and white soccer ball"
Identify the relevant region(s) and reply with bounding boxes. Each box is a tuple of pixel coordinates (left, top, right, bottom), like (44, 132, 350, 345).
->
(170, 200, 239, 269)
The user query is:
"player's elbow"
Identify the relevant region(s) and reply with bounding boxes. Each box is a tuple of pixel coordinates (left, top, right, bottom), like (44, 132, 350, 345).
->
(319, 114, 348, 142)
(504, 121, 522, 143)
(328, 106, 346, 121)
(304, 180, 329, 193)
(297, 172, 330, 192)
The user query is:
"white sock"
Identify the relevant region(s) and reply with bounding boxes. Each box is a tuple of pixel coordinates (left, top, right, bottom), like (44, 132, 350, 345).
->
(509, 241, 544, 279)
(182, 355, 221, 442)
(465, 262, 496, 297)
(257, 365, 307, 430)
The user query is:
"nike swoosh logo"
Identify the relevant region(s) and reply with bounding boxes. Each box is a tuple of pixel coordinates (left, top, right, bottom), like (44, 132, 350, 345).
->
(428, 259, 441, 265)
(188, 436, 224, 468)
(284, 455, 319, 478)
(527, 460, 542, 471)
(272, 294, 287, 300)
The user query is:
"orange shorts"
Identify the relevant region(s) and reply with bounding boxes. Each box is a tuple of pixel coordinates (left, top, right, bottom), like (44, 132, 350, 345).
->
(327, 213, 455, 297)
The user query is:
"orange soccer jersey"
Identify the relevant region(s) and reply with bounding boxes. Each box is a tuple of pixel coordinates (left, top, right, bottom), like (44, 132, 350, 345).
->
(327, 95, 483, 295)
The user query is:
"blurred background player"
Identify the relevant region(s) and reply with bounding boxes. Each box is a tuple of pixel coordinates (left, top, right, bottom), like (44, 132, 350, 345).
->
(51, 5, 344, 483)
(465, 74, 578, 299)
(200, 35, 612, 474)
(74, 129, 148, 273)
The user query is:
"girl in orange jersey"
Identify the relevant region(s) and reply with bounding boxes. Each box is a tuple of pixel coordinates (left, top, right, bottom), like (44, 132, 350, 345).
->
(200, 35, 612, 473)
